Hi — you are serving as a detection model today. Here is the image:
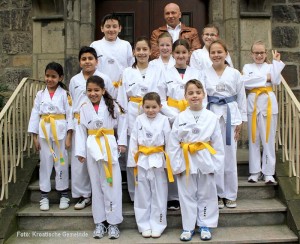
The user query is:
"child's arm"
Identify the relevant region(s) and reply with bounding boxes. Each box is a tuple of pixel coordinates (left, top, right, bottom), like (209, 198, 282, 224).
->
(33, 133, 40, 151)
(28, 92, 42, 135)
(236, 72, 248, 122)
(74, 108, 88, 163)
(127, 119, 139, 168)
(116, 103, 128, 148)
(65, 130, 72, 150)
(270, 50, 285, 85)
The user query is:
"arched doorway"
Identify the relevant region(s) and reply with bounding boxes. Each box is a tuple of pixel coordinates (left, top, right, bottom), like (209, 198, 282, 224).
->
(95, 0, 208, 46)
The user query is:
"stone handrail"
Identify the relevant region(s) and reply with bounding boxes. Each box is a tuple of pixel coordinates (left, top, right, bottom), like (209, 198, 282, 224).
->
(275, 76, 300, 193)
(0, 78, 44, 200)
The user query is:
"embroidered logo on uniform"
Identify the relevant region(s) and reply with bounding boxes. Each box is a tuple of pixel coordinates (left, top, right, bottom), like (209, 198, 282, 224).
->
(129, 83, 135, 87)
(180, 85, 185, 89)
(192, 128, 200, 134)
(179, 123, 186, 127)
(95, 120, 103, 128)
(160, 213, 163, 223)
(48, 105, 55, 111)
(146, 132, 153, 138)
(75, 86, 79, 89)
(108, 59, 115, 64)
(166, 80, 173, 84)
(141, 87, 148, 93)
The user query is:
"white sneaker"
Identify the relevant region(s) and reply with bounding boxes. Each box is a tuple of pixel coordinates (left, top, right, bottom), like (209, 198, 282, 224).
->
(225, 199, 237, 208)
(248, 173, 261, 183)
(264, 175, 277, 184)
(107, 225, 120, 239)
(218, 198, 224, 209)
(151, 230, 161, 238)
(59, 197, 70, 210)
(74, 197, 91, 210)
(93, 223, 106, 239)
(180, 230, 195, 241)
(142, 229, 151, 238)
(40, 198, 49, 211)
(199, 227, 212, 240)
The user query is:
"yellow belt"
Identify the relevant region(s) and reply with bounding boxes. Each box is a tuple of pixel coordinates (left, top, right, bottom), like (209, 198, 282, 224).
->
(112, 80, 122, 88)
(167, 97, 188, 112)
(250, 86, 273, 143)
(180, 141, 216, 182)
(134, 145, 174, 185)
(88, 128, 114, 184)
(74, 112, 80, 124)
(40, 114, 66, 165)
(129, 96, 143, 112)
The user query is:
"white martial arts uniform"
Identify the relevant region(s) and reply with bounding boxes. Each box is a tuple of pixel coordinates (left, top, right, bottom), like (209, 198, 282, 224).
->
(190, 46, 234, 71)
(69, 70, 114, 199)
(168, 108, 224, 230)
(149, 56, 175, 70)
(90, 37, 135, 99)
(128, 113, 171, 234)
(28, 86, 73, 193)
(202, 66, 247, 201)
(75, 98, 127, 225)
(158, 66, 206, 123)
(242, 60, 285, 176)
(117, 65, 164, 201)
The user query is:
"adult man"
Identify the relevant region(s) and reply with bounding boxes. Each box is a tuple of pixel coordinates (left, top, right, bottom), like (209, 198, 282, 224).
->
(150, 3, 201, 59)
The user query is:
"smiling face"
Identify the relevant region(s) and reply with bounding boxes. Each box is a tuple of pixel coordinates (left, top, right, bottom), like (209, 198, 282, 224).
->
(173, 44, 189, 68)
(185, 83, 205, 111)
(202, 27, 219, 48)
(86, 82, 105, 105)
(209, 42, 227, 68)
(142, 99, 162, 119)
(79, 52, 98, 75)
(251, 43, 267, 64)
(158, 36, 173, 60)
(134, 40, 151, 66)
(164, 3, 181, 28)
(45, 69, 63, 91)
(101, 19, 121, 42)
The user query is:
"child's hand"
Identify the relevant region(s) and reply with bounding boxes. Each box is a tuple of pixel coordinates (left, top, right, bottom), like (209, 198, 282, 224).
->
(118, 145, 127, 153)
(272, 50, 281, 61)
(33, 135, 40, 151)
(65, 130, 72, 150)
(266, 73, 271, 82)
(77, 156, 86, 163)
(234, 124, 242, 141)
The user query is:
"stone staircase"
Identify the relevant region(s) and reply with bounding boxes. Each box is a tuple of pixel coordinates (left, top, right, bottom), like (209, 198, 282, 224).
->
(5, 149, 298, 243)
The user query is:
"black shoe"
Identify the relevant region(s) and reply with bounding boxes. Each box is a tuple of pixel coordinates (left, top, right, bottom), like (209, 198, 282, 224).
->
(167, 200, 180, 211)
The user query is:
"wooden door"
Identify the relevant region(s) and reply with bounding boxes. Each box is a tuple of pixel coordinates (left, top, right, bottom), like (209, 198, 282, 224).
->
(95, 0, 208, 46)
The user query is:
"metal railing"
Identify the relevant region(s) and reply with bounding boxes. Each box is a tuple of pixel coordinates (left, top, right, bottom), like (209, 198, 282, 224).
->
(276, 76, 300, 193)
(0, 78, 44, 200)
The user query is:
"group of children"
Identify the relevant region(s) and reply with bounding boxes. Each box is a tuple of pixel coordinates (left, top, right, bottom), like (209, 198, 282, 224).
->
(28, 13, 285, 242)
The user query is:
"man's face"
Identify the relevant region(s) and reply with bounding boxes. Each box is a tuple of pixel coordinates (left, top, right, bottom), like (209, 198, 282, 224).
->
(164, 3, 181, 28)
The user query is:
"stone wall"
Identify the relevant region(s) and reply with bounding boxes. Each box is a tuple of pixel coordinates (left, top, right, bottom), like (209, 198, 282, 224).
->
(0, 0, 32, 91)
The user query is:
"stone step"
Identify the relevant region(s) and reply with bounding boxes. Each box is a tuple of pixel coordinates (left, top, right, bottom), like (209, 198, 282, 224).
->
(17, 198, 286, 231)
(28, 177, 277, 203)
(6, 225, 297, 243)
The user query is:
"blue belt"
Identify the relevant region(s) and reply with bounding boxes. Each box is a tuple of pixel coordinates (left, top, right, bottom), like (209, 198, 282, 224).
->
(207, 95, 237, 145)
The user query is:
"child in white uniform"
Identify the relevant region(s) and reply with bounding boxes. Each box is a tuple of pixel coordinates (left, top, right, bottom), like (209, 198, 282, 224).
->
(168, 79, 224, 241)
(128, 92, 173, 238)
(202, 40, 247, 209)
(149, 32, 175, 70)
(28, 62, 73, 211)
(242, 40, 285, 183)
(117, 36, 164, 201)
(190, 24, 234, 70)
(90, 13, 134, 99)
(69, 46, 114, 210)
(75, 75, 127, 239)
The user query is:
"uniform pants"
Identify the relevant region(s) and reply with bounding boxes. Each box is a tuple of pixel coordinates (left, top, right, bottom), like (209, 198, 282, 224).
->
(127, 135, 135, 201)
(134, 167, 168, 234)
(177, 171, 218, 231)
(215, 117, 238, 201)
(87, 157, 123, 225)
(39, 137, 69, 192)
(71, 125, 91, 198)
(248, 113, 277, 176)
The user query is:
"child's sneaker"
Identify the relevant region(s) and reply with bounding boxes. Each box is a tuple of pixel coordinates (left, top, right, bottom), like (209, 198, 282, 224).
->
(151, 230, 161, 238)
(59, 197, 70, 210)
(264, 175, 277, 184)
(248, 172, 261, 183)
(142, 229, 151, 238)
(218, 197, 224, 209)
(74, 197, 91, 210)
(93, 223, 106, 239)
(180, 230, 195, 241)
(225, 199, 237, 208)
(40, 198, 49, 211)
(107, 224, 120, 239)
(199, 226, 212, 241)
(167, 200, 180, 211)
